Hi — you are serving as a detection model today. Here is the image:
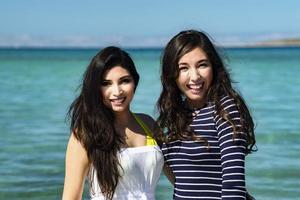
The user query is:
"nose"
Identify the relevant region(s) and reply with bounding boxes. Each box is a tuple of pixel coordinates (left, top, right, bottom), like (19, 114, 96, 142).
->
(190, 67, 200, 81)
(112, 84, 123, 96)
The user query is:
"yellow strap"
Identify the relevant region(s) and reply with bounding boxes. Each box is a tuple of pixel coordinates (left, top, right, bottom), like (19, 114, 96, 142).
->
(132, 113, 157, 146)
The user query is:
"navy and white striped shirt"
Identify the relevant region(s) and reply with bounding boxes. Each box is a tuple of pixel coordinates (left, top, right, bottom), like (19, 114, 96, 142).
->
(162, 96, 247, 200)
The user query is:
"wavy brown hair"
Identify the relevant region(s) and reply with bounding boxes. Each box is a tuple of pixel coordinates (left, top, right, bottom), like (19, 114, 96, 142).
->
(67, 46, 139, 199)
(156, 30, 256, 154)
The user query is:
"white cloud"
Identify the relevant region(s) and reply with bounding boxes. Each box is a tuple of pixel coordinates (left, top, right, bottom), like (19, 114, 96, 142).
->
(0, 34, 169, 48)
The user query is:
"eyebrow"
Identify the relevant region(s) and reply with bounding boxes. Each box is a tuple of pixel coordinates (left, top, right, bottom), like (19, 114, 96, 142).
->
(178, 59, 209, 65)
(120, 75, 132, 80)
(102, 75, 132, 81)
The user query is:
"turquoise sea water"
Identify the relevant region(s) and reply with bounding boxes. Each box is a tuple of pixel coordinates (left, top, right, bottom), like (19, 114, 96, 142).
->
(0, 47, 299, 200)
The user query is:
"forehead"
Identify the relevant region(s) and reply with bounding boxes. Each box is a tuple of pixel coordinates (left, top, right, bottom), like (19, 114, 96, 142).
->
(102, 66, 131, 79)
(178, 47, 208, 64)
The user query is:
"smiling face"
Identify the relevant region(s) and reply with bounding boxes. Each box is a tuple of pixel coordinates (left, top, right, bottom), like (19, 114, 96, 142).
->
(176, 47, 213, 108)
(101, 66, 135, 113)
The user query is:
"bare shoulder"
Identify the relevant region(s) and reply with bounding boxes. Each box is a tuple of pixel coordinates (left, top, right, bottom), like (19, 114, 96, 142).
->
(134, 113, 156, 130)
(63, 133, 89, 199)
(68, 133, 84, 149)
(66, 133, 89, 165)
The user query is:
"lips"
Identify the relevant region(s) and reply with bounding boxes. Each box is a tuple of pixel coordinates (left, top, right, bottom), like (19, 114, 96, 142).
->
(187, 82, 204, 94)
(110, 97, 126, 105)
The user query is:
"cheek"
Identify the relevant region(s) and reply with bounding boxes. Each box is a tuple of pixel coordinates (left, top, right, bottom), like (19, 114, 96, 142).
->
(128, 85, 136, 96)
(100, 88, 109, 100)
(122, 83, 135, 97)
(176, 74, 186, 89)
(204, 68, 213, 86)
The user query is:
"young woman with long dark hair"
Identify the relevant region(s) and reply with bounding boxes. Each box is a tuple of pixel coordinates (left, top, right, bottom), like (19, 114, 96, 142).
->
(156, 30, 256, 200)
(62, 46, 166, 200)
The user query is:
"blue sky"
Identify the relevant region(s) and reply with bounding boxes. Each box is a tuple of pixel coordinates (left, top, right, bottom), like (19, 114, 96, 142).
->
(1, 0, 300, 47)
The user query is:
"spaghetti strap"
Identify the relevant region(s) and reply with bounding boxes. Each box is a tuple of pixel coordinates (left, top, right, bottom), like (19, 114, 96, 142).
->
(132, 113, 158, 146)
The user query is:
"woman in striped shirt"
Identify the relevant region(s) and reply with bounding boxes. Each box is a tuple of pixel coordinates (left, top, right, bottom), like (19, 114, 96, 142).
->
(156, 30, 256, 200)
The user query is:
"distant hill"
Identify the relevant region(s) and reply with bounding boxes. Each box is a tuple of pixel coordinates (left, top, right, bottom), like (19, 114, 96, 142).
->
(220, 38, 300, 48)
(253, 38, 300, 47)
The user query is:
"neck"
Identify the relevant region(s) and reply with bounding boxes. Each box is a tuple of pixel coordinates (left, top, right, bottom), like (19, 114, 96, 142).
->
(114, 109, 132, 127)
(187, 98, 207, 109)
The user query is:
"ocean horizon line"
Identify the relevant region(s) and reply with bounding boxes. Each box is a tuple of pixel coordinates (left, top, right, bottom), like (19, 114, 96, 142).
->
(1, 44, 300, 51)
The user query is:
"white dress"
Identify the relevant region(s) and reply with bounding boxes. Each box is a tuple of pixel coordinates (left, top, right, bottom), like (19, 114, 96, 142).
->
(89, 145, 164, 200)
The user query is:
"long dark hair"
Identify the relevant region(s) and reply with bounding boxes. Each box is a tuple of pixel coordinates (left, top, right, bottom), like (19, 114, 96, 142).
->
(67, 46, 139, 199)
(156, 30, 256, 154)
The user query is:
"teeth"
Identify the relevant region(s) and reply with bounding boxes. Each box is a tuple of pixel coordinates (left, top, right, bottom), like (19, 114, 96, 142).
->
(111, 97, 125, 103)
(190, 85, 201, 89)
(189, 83, 203, 89)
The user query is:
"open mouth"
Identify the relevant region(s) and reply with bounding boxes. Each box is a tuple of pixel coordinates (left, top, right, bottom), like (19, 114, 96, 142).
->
(187, 82, 204, 94)
(110, 97, 126, 105)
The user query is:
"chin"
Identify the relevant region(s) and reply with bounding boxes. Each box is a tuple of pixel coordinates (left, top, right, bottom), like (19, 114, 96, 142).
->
(187, 94, 205, 101)
(111, 106, 129, 113)
(112, 107, 125, 112)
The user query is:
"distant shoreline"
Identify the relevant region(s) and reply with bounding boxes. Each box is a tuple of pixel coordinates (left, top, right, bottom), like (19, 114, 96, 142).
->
(1, 46, 300, 51)
(1, 38, 300, 50)
(223, 38, 300, 48)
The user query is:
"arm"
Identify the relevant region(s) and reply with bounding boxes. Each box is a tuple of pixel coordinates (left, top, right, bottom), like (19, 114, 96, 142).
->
(163, 164, 175, 185)
(62, 133, 90, 200)
(215, 97, 247, 200)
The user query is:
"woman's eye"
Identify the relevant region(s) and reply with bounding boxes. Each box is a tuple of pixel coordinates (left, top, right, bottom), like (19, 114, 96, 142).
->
(121, 78, 132, 84)
(179, 66, 188, 71)
(101, 81, 110, 86)
(198, 63, 209, 68)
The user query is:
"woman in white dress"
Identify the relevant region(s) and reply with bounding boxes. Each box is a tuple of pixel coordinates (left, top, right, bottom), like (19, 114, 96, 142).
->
(62, 46, 173, 200)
